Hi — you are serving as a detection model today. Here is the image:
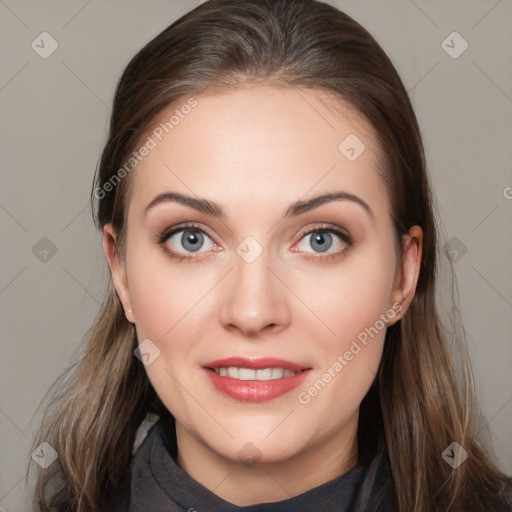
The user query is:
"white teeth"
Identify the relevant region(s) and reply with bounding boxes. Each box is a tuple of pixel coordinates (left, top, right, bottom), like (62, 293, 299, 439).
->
(271, 368, 283, 379)
(213, 367, 299, 381)
(256, 368, 272, 380)
(238, 368, 256, 380)
(227, 367, 238, 378)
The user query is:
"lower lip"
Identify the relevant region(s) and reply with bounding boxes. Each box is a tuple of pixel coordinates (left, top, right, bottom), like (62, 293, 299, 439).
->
(203, 368, 311, 402)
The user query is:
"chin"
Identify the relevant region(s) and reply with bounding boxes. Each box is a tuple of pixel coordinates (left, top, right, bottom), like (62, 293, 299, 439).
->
(205, 428, 309, 466)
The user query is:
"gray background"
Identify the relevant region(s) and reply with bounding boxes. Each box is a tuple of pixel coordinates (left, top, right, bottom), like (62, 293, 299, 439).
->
(1, 0, 511, 509)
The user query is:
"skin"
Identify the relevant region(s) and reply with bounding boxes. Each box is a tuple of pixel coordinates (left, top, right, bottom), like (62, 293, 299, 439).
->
(103, 86, 422, 506)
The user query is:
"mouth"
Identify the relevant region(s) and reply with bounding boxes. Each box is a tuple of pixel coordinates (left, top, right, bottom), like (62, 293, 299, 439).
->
(202, 357, 312, 402)
(205, 366, 308, 380)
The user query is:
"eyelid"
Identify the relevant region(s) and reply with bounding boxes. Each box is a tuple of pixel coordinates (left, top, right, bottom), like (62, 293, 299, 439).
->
(294, 223, 352, 245)
(157, 222, 215, 244)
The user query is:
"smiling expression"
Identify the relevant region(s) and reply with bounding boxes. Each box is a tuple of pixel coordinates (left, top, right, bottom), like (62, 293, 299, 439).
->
(104, 85, 416, 468)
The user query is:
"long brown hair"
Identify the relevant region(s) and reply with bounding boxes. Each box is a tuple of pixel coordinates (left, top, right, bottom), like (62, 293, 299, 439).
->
(28, 1, 511, 510)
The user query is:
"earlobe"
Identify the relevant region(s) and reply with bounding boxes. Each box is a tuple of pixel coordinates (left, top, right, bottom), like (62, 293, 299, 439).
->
(102, 223, 135, 324)
(389, 225, 423, 324)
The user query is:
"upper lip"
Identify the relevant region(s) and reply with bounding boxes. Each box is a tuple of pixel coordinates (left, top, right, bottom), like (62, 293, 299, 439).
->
(203, 357, 310, 372)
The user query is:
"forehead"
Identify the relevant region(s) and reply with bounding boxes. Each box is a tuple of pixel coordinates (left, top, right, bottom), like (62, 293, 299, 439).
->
(128, 86, 387, 220)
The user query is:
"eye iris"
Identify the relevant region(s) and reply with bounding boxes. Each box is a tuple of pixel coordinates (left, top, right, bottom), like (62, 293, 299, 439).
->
(181, 230, 203, 252)
(310, 231, 332, 253)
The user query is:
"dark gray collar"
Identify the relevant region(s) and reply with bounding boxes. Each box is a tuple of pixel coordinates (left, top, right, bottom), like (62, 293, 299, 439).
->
(117, 420, 396, 512)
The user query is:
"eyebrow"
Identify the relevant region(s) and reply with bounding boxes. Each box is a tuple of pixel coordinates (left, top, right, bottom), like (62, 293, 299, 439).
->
(144, 190, 373, 220)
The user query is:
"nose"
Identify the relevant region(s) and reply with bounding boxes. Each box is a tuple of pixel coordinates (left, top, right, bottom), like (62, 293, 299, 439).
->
(219, 250, 291, 338)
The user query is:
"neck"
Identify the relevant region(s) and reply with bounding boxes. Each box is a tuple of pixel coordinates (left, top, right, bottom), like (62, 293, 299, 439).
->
(175, 414, 359, 506)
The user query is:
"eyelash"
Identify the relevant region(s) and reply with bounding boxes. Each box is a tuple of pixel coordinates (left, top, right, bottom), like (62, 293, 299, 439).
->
(156, 222, 353, 263)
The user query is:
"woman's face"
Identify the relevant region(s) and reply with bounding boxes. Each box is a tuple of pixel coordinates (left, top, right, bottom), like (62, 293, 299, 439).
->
(105, 86, 420, 469)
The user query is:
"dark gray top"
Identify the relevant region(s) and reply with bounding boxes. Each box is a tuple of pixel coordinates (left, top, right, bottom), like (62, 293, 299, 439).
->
(113, 419, 397, 512)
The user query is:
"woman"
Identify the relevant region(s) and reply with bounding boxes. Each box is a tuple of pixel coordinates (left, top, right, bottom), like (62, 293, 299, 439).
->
(29, 0, 512, 511)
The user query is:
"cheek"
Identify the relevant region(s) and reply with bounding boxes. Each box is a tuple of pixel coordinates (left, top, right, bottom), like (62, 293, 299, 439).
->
(126, 255, 210, 410)
(298, 245, 396, 346)
(126, 243, 213, 340)
(128, 267, 174, 339)
(293, 245, 395, 411)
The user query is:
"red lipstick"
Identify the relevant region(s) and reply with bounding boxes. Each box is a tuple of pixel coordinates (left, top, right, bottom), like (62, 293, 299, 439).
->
(203, 357, 308, 372)
(202, 357, 311, 403)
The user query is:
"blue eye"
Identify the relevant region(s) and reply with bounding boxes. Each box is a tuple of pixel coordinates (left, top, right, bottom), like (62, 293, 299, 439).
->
(295, 227, 352, 261)
(158, 224, 215, 260)
(307, 231, 333, 252)
(173, 229, 207, 252)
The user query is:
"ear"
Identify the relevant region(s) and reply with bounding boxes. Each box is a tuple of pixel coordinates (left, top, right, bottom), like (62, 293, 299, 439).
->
(389, 225, 423, 325)
(102, 223, 135, 324)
